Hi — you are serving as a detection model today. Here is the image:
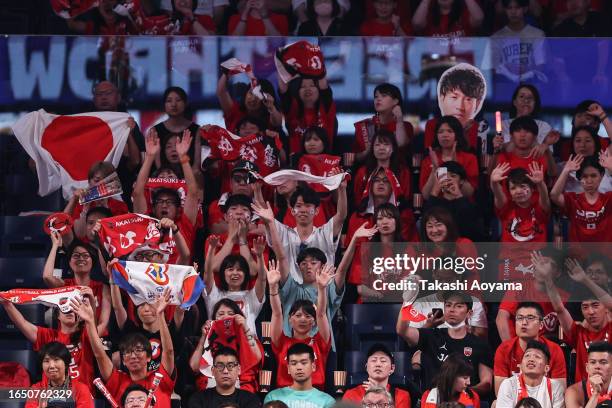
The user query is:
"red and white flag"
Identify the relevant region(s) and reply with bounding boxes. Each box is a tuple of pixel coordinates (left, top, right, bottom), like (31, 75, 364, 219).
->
(274, 41, 326, 83)
(0, 287, 85, 313)
(200, 126, 280, 176)
(12, 109, 130, 199)
(50, 0, 98, 18)
(98, 213, 162, 259)
(297, 154, 342, 193)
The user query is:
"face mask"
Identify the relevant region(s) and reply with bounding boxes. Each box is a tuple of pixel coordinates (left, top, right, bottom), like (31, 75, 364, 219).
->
(447, 319, 466, 329)
(314, 2, 333, 16)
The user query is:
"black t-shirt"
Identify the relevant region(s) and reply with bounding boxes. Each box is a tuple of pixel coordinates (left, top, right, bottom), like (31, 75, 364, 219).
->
(552, 12, 610, 37)
(297, 18, 350, 36)
(187, 388, 262, 408)
(417, 328, 493, 389)
(113, 318, 181, 372)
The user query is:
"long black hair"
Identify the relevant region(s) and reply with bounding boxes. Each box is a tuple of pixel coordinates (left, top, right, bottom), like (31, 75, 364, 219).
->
(365, 129, 403, 176)
(432, 0, 464, 30)
(434, 353, 474, 403)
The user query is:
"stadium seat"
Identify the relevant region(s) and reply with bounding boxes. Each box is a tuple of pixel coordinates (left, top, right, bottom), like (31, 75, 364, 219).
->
(0, 349, 39, 381)
(343, 303, 406, 351)
(0, 257, 46, 289)
(4, 174, 64, 214)
(0, 215, 48, 257)
(0, 303, 46, 334)
(344, 350, 413, 387)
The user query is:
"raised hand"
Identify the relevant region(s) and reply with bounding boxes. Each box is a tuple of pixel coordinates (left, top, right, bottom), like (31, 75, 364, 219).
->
(50, 231, 63, 248)
(227, 218, 240, 241)
(599, 149, 612, 172)
(528, 143, 548, 159)
(265, 259, 281, 287)
(588, 103, 606, 120)
(145, 128, 160, 157)
(543, 130, 560, 147)
(208, 235, 221, 252)
(159, 218, 177, 231)
(251, 201, 275, 224)
(565, 258, 587, 283)
(490, 162, 511, 183)
(526, 161, 545, 184)
(69, 297, 94, 324)
(127, 117, 136, 131)
(428, 146, 440, 169)
(353, 222, 378, 240)
(201, 320, 213, 336)
(392, 104, 403, 122)
(234, 314, 247, 329)
(252, 235, 266, 257)
(154, 288, 172, 316)
(79, 286, 95, 304)
(563, 154, 584, 173)
(175, 129, 192, 158)
(531, 251, 553, 281)
(316, 264, 336, 288)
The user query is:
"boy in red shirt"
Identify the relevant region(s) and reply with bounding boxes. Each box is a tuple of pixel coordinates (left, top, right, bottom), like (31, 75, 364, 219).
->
(538, 255, 612, 383)
(73, 293, 176, 408)
(551, 154, 612, 243)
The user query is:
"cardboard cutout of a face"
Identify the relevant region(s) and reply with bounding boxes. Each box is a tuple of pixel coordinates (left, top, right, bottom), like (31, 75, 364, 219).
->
(437, 63, 487, 126)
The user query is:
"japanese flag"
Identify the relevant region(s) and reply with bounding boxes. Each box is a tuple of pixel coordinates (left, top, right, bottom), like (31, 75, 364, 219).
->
(12, 109, 130, 199)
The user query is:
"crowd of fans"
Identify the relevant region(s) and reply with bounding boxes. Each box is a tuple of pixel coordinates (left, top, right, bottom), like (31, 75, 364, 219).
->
(32, 0, 612, 37)
(0, 2, 611, 407)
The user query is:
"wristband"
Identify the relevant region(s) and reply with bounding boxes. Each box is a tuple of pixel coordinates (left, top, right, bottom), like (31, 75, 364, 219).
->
(269, 292, 279, 296)
(180, 155, 190, 164)
(239, 240, 248, 246)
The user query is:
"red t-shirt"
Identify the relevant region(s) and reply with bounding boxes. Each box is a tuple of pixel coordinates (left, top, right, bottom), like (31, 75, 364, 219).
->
(497, 150, 549, 175)
(499, 285, 570, 339)
(63, 278, 105, 323)
(228, 13, 289, 36)
(424, 118, 479, 151)
(419, 150, 479, 192)
(285, 90, 337, 154)
(105, 365, 176, 408)
(562, 192, 612, 243)
(421, 6, 475, 37)
(353, 116, 414, 154)
(344, 384, 411, 406)
(567, 321, 612, 382)
(359, 19, 412, 36)
(493, 336, 567, 380)
(496, 197, 549, 245)
(353, 165, 412, 207)
(26, 379, 93, 408)
(34, 327, 95, 393)
(272, 332, 331, 389)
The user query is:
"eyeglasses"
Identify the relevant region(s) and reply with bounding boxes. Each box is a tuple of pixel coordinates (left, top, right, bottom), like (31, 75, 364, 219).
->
(516, 315, 541, 323)
(123, 347, 146, 356)
(71, 252, 91, 260)
(362, 403, 393, 408)
(155, 199, 178, 206)
(125, 396, 147, 405)
(213, 362, 239, 371)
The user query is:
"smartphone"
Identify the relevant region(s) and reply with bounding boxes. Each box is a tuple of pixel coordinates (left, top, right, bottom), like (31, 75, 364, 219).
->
(436, 167, 448, 180)
(432, 308, 443, 318)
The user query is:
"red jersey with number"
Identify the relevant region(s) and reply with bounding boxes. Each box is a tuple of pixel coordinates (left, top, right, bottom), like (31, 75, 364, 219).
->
(272, 332, 331, 389)
(494, 336, 566, 380)
(105, 365, 176, 408)
(34, 327, 94, 393)
(562, 192, 612, 243)
(567, 321, 612, 382)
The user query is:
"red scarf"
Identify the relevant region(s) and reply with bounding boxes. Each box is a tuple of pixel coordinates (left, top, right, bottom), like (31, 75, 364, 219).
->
(297, 154, 341, 193)
(98, 213, 161, 258)
(586, 377, 612, 404)
(275, 41, 326, 83)
(200, 126, 279, 176)
(517, 374, 552, 405)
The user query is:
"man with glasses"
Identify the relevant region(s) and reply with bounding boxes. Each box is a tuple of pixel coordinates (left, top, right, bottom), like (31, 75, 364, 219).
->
(361, 386, 394, 408)
(121, 384, 150, 408)
(263, 343, 335, 408)
(494, 302, 567, 396)
(188, 347, 261, 408)
(74, 292, 176, 408)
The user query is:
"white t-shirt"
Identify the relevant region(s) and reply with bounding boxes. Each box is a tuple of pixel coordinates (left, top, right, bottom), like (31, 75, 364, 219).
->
(160, 0, 229, 15)
(490, 24, 546, 81)
(496, 376, 565, 408)
(408, 293, 488, 329)
(267, 218, 340, 284)
(203, 285, 264, 335)
(502, 118, 552, 146)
